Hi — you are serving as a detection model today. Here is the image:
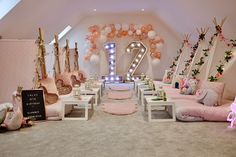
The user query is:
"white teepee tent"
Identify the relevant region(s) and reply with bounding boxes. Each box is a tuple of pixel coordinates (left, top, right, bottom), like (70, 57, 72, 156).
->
(189, 18, 228, 81)
(186, 28, 209, 78)
(171, 34, 192, 87)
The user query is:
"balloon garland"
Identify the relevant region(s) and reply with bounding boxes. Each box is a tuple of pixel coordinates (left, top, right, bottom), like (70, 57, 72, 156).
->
(84, 24, 164, 62)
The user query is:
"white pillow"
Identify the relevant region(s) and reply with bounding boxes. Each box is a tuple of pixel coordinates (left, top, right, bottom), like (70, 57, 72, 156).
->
(197, 89, 218, 106)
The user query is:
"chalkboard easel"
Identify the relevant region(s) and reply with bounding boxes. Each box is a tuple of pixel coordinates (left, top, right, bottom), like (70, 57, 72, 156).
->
(21, 90, 46, 121)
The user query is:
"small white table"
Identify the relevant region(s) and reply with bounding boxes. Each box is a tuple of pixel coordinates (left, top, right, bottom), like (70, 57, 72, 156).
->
(134, 80, 143, 92)
(145, 96, 176, 122)
(61, 95, 94, 120)
(79, 87, 100, 106)
(140, 88, 156, 106)
(137, 84, 149, 98)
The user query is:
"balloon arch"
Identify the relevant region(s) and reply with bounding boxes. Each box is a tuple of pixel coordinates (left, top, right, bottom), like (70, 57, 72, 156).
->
(84, 23, 164, 65)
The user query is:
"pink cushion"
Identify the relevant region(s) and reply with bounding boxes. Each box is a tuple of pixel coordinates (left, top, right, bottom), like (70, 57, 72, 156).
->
(175, 99, 231, 121)
(197, 89, 218, 106)
(200, 81, 225, 105)
(56, 72, 73, 86)
(107, 91, 132, 100)
(40, 78, 59, 96)
(103, 103, 137, 115)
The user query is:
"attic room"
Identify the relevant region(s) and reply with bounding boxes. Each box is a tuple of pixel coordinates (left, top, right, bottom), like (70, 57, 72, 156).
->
(0, 0, 236, 156)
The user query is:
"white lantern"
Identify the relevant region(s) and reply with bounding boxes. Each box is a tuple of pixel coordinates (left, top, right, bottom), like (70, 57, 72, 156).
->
(90, 54, 100, 65)
(152, 58, 160, 66)
(148, 30, 156, 39)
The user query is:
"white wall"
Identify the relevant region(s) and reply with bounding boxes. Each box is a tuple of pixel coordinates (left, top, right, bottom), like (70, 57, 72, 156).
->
(0, 40, 37, 103)
(59, 13, 181, 80)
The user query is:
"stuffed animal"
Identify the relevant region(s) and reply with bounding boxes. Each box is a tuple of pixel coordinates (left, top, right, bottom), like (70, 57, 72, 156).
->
(0, 103, 33, 132)
(0, 103, 13, 124)
(227, 98, 236, 128)
(180, 79, 198, 95)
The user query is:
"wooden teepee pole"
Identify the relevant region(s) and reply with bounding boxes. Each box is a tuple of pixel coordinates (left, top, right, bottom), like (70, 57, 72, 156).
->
(37, 28, 47, 79)
(74, 42, 79, 71)
(64, 39, 71, 72)
(53, 34, 61, 75)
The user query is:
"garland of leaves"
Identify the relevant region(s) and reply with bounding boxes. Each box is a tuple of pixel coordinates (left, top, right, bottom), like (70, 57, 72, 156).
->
(169, 42, 185, 71)
(208, 40, 235, 81)
(191, 31, 220, 78)
(180, 33, 205, 75)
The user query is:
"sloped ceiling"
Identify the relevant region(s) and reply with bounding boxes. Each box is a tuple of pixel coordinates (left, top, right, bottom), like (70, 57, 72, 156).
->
(0, 0, 235, 43)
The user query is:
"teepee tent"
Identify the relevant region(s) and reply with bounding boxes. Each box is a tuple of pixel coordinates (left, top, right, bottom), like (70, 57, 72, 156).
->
(206, 38, 236, 100)
(189, 18, 228, 81)
(186, 28, 209, 78)
(171, 34, 192, 87)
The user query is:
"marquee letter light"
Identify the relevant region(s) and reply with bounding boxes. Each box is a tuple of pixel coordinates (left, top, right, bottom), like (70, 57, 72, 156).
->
(103, 43, 122, 82)
(125, 41, 147, 81)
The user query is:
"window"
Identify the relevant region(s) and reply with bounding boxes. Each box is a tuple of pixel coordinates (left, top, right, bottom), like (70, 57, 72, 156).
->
(49, 25, 72, 45)
(0, 0, 21, 20)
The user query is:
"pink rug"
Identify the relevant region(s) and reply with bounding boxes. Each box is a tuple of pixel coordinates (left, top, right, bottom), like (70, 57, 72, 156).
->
(103, 103, 137, 115)
(107, 91, 132, 100)
(109, 85, 131, 91)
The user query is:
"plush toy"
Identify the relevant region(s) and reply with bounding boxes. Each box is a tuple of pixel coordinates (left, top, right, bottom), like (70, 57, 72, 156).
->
(180, 79, 198, 95)
(0, 103, 13, 124)
(227, 98, 236, 128)
(0, 103, 33, 132)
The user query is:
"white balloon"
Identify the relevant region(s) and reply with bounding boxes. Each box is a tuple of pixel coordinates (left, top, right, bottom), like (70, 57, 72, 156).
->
(148, 30, 156, 39)
(128, 30, 133, 36)
(134, 24, 139, 30)
(122, 23, 129, 31)
(156, 43, 163, 50)
(136, 29, 142, 35)
(152, 58, 160, 66)
(115, 24, 121, 30)
(137, 24, 143, 29)
(105, 26, 112, 33)
(90, 54, 100, 65)
(99, 35, 107, 43)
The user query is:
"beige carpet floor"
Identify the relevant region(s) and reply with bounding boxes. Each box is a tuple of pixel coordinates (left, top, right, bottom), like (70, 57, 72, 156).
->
(1, 84, 236, 157)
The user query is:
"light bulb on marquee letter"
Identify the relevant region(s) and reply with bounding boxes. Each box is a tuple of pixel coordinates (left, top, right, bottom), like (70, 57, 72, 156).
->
(125, 41, 147, 81)
(103, 42, 122, 82)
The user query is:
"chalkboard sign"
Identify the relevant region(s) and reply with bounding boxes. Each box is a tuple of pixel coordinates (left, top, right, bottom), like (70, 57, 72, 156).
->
(21, 90, 46, 121)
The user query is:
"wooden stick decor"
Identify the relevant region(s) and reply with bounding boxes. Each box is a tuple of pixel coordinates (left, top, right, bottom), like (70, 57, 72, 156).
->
(74, 42, 79, 71)
(53, 34, 61, 76)
(213, 17, 227, 34)
(37, 28, 47, 80)
(183, 34, 191, 43)
(64, 39, 71, 73)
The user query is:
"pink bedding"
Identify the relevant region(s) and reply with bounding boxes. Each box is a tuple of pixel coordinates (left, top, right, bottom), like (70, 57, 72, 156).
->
(107, 91, 133, 100)
(174, 99, 231, 121)
(102, 103, 137, 115)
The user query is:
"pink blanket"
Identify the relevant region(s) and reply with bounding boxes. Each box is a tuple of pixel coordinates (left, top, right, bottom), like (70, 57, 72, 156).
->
(107, 91, 132, 100)
(174, 99, 231, 121)
(103, 103, 137, 115)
